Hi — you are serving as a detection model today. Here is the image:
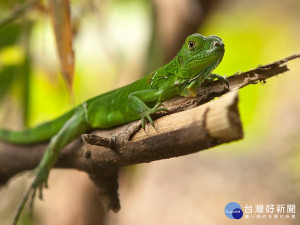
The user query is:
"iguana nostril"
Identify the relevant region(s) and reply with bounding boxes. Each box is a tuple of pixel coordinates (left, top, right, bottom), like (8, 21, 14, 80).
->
(213, 42, 224, 48)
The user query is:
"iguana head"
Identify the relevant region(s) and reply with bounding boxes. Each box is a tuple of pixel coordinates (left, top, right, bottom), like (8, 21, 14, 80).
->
(177, 33, 225, 80)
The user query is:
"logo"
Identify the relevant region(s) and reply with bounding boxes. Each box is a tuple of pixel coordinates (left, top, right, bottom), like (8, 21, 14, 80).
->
(225, 202, 243, 219)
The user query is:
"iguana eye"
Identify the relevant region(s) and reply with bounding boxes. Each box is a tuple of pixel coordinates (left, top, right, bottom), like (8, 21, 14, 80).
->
(212, 41, 221, 48)
(188, 41, 195, 49)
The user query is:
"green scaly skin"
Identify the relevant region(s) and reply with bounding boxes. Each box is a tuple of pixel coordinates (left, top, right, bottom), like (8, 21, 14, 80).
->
(0, 33, 228, 225)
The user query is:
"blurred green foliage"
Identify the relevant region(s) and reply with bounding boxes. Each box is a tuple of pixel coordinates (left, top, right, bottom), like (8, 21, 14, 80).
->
(0, 1, 300, 223)
(0, 22, 32, 127)
(202, 7, 300, 151)
(0, 24, 23, 101)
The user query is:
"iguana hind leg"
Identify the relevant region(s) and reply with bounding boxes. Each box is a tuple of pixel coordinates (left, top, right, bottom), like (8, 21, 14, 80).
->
(13, 107, 90, 225)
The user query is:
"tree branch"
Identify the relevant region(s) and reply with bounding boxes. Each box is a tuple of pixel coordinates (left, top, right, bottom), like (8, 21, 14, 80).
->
(0, 53, 299, 212)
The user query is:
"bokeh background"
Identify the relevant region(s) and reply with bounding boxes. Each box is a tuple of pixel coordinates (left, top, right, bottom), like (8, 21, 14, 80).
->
(0, 0, 300, 224)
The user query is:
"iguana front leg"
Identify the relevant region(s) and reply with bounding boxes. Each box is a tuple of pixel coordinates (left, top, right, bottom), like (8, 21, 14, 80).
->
(128, 89, 167, 129)
(179, 74, 207, 97)
(207, 73, 229, 88)
(180, 73, 229, 97)
(13, 107, 90, 225)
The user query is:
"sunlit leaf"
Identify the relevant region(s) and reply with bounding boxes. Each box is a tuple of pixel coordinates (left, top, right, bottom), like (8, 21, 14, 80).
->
(0, 46, 24, 65)
(48, 0, 74, 97)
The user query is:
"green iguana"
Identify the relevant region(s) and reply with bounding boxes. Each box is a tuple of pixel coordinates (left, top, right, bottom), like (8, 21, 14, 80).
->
(0, 33, 228, 225)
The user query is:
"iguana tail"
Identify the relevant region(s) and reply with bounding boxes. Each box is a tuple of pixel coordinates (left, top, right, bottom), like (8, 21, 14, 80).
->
(0, 109, 75, 145)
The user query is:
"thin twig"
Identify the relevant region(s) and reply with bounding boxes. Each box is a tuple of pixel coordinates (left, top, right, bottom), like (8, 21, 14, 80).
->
(0, 0, 41, 27)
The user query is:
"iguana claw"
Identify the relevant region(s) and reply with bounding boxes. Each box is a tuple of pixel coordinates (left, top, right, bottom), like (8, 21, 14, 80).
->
(13, 166, 49, 225)
(207, 73, 229, 89)
(140, 106, 167, 130)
